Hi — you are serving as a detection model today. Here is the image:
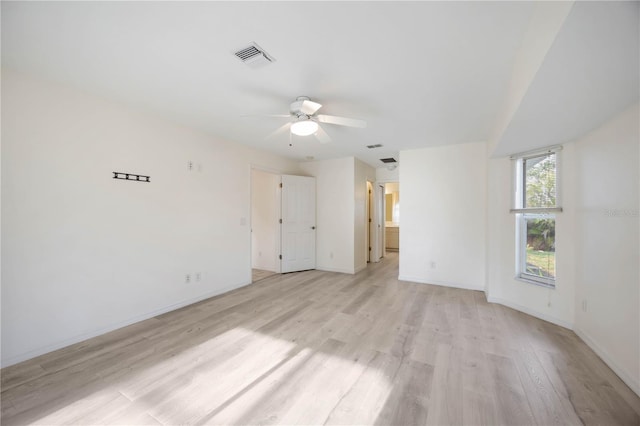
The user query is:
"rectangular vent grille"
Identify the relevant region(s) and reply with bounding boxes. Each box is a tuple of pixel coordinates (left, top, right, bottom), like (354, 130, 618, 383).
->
(235, 46, 262, 61)
(234, 42, 275, 68)
(366, 144, 383, 149)
(380, 157, 397, 163)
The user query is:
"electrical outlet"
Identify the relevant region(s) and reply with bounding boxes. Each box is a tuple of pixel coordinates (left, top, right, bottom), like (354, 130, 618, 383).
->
(196, 272, 201, 282)
(185, 274, 191, 284)
(330, 252, 334, 259)
(188, 161, 193, 171)
(430, 261, 436, 269)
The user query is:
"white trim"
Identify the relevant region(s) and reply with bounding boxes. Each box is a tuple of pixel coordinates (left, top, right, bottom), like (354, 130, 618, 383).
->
(515, 212, 557, 287)
(515, 275, 555, 289)
(398, 275, 484, 291)
(485, 295, 573, 329)
(574, 327, 640, 397)
(249, 165, 285, 276)
(511, 150, 562, 211)
(1, 281, 251, 368)
(510, 207, 563, 214)
(509, 144, 563, 160)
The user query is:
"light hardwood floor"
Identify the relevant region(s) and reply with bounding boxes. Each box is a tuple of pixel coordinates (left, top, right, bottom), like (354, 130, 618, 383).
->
(2, 253, 639, 425)
(252, 269, 278, 283)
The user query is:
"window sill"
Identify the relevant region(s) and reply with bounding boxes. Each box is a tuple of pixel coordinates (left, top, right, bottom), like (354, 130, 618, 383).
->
(510, 207, 562, 214)
(515, 275, 556, 289)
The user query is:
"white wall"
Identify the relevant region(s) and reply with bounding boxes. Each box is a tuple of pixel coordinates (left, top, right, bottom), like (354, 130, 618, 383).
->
(486, 103, 639, 395)
(1, 70, 301, 366)
(490, 1, 574, 153)
(354, 159, 376, 273)
(376, 166, 399, 182)
(251, 169, 280, 272)
(300, 157, 355, 273)
(399, 142, 487, 290)
(572, 103, 639, 395)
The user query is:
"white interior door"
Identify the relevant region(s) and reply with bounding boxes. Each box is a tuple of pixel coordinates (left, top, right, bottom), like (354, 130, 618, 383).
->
(281, 175, 316, 273)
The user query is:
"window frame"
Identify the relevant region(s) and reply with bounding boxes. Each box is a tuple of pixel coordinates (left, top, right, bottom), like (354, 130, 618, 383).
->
(516, 212, 556, 288)
(511, 146, 562, 287)
(511, 147, 562, 214)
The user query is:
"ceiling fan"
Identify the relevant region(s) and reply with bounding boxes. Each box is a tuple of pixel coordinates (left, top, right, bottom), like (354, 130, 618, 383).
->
(256, 96, 366, 144)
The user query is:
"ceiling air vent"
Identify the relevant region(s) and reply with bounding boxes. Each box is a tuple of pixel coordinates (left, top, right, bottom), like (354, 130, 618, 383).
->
(380, 157, 397, 163)
(366, 144, 383, 149)
(234, 42, 275, 68)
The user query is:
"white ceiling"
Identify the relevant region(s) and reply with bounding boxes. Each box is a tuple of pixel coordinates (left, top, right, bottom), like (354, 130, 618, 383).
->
(493, 1, 640, 157)
(2, 2, 638, 168)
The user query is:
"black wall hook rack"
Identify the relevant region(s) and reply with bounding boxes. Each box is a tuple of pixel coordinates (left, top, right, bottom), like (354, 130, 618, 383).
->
(113, 172, 150, 183)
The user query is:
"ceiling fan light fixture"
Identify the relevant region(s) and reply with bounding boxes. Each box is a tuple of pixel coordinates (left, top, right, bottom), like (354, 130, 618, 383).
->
(291, 119, 318, 136)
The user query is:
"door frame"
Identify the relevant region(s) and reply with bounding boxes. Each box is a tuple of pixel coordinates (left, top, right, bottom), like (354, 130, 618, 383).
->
(372, 182, 385, 262)
(368, 181, 385, 263)
(366, 181, 372, 262)
(249, 165, 283, 282)
(376, 179, 399, 258)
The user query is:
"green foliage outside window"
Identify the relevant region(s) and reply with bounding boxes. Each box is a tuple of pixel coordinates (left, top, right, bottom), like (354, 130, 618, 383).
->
(522, 153, 557, 281)
(524, 154, 556, 208)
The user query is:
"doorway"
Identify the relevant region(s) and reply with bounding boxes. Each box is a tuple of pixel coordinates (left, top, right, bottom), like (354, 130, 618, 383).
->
(384, 182, 400, 252)
(251, 169, 280, 282)
(250, 171, 317, 282)
(367, 181, 385, 263)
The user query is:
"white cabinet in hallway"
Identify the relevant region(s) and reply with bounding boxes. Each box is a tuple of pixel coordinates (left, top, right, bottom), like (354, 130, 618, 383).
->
(386, 226, 399, 251)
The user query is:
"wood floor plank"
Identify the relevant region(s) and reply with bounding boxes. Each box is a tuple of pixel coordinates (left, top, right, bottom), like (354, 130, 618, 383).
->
(542, 347, 640, 425)
(194, 346, 321, 425)
(485, 352, 537, 426)
(462, 388, 498, 426)
(324, 351, 401, 425)
(512, 348, 582, 425)
(425, 342, 461, 426)
(2, 252, 639, 426)
(228, 339, 348, 426)
(0, 361, 47, 393)
(374, 358, 434, 426)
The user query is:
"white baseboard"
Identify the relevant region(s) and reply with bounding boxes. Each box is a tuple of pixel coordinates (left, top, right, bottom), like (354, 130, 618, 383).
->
(485, 295, 574, 329)
(1, 281, 251, 368)
(398, 275, 484, 291)
(574, 327, 640, 397)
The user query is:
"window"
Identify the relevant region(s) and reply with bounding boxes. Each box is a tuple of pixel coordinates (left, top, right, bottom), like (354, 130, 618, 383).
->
(512, 148, 561, 287)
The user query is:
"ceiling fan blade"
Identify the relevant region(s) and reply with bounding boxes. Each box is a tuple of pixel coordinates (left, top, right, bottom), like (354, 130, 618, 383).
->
(314, 125, 331, 144)
(300, 100, 322, 115)
(317, 114, 366, 128)
(266, 122, 291, 140)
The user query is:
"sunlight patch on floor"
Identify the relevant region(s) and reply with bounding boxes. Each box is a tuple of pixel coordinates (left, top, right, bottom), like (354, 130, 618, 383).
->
(133, 328, 300, 424)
